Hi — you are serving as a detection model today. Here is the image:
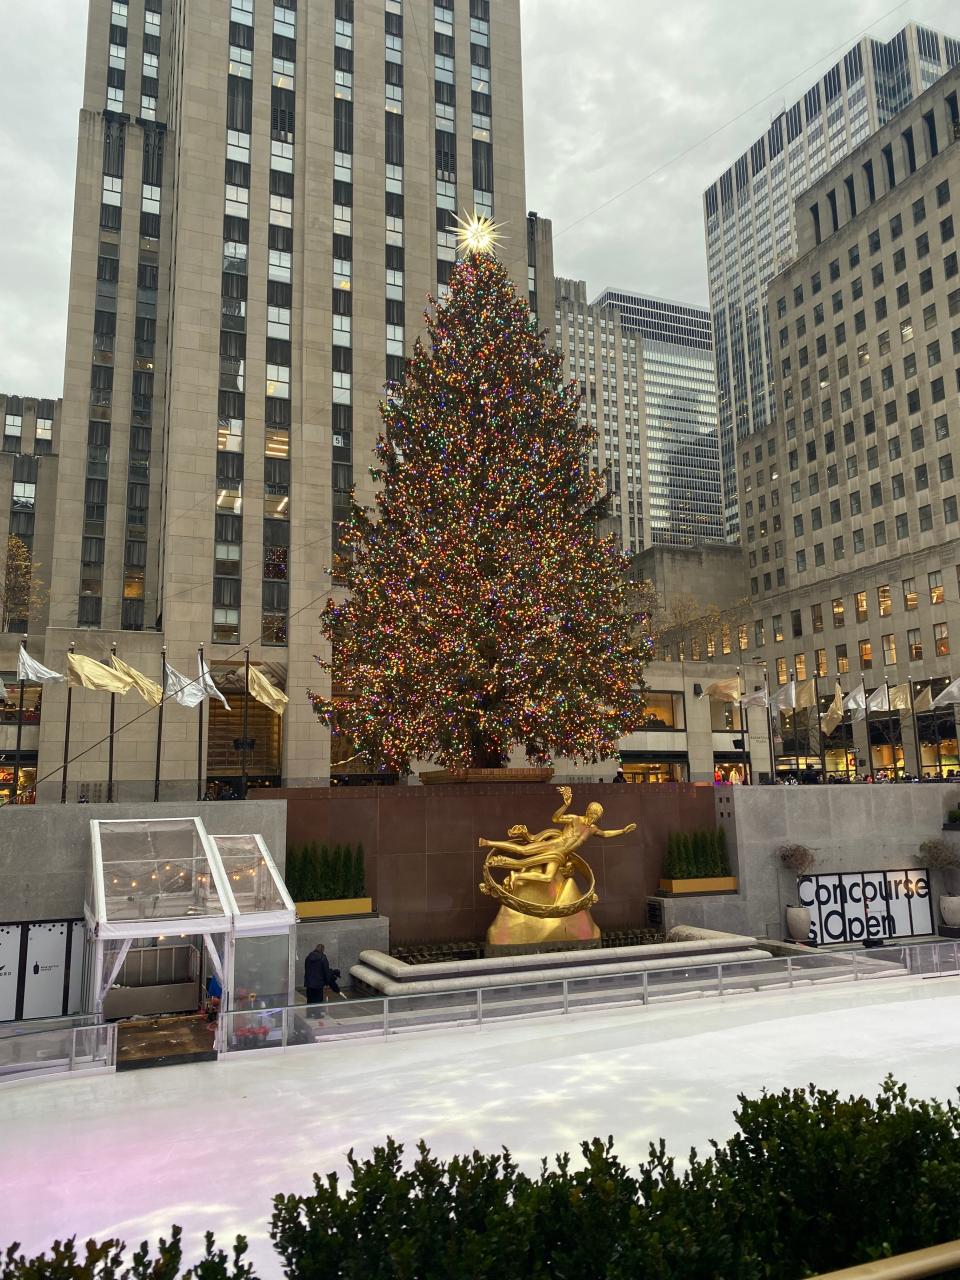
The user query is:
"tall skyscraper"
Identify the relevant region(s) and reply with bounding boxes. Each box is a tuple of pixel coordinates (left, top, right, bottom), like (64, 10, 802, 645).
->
(704, 21, 960, 539)
(543, 264, 722, 555)
(743, 65, 960, 778)
(592, 290, 723, 548)
(36, 0, 529, 798)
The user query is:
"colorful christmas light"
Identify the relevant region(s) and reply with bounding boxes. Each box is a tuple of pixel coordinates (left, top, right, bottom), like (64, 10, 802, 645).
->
(310, 250, 651, 773)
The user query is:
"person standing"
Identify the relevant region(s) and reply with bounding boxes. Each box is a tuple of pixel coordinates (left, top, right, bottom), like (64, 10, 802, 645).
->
(304, 942, 331, 1007)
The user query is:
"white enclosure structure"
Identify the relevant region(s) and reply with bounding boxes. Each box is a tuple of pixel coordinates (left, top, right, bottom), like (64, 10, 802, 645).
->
(83, 818, 295, 1028)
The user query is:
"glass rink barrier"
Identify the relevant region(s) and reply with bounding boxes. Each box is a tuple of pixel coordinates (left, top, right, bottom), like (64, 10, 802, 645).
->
(0, 1019, 116, 1083)
(217, 941, 960, 1057)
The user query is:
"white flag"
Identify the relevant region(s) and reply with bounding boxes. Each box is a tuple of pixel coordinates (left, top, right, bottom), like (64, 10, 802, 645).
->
(770, 680, 796, 712)
(914, 685, 934, 713)
(199, 655, 231, 711)
(17, 648, 65, 683)
(700, 678, 741, 702)
(822, 681, 844, 736)
(933, 675, 960, 708)
(164, 659, 231, 711)
(165, 664, 205, 708)
(844, 683, 867, 722)
(867, 685, 889, 713)
(739, 688, 769, 709)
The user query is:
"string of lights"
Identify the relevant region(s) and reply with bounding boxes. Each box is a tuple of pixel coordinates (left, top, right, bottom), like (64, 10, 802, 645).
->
(311, 246, 651, 773)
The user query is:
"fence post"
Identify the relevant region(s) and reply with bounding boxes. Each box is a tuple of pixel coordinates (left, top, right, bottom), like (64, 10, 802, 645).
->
(852, 952, 861, 982)
(562, 978, 569, 1016)
(281, 1006, 289, 1049)
(642, 970, 649, 1006)
(954, 942, 959, 975)
(383, 997, 390, 1037)
(69, 1028, 76, 1073)
(717, 963, 724, 997)
(477, 988, 483, 1026)
(786, 956, 794, 988)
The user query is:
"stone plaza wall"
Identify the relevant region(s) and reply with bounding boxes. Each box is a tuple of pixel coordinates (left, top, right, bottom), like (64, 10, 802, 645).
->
(253, 782, 717, 943)
(667, 784, 960, 940)
(0, 800, 287, 923)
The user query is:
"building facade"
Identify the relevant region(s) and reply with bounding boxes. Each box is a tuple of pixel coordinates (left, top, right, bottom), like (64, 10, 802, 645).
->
(0, 395, 62, 804)
(543, 260, 723, 556)
(704, 22, 960, 540)
(741, 66, 960, 777)
(34, 0, 529, 800)
(592, 289, 723, 548)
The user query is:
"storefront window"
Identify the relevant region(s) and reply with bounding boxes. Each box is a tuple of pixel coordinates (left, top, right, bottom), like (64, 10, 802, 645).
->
(621, 760, 687, 784)
(640, 692, 683, 729)
(710, 700, 743, 731)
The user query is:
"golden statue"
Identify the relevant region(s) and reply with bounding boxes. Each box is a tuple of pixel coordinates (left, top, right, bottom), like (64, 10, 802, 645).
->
(479, 786, 636, 947)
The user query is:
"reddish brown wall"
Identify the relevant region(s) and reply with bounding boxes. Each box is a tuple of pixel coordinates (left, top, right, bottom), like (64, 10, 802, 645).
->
(252, 783, 716, 943)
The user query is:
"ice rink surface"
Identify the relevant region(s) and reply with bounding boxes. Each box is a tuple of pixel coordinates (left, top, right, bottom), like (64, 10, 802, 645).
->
(3, 976, 960, 1276)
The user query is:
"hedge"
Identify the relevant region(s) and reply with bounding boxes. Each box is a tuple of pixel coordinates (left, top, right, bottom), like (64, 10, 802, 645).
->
(663, 828, 730, 879)
(6, 1079, 960, 1279)
(283, 842, 365, 902)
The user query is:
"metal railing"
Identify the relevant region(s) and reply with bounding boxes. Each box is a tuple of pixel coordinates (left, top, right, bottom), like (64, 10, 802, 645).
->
(219, 940, 960, 1057)
(811, 1237, 960, 1277)
(0, 1021, 117, 1083)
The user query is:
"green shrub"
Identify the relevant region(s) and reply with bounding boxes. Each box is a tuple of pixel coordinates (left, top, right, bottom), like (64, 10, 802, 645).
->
(17, 1079, 960, 1280)
(284, 846, 301, 902)
(352, 843, 366, 897)
(948, 808, 960, 824)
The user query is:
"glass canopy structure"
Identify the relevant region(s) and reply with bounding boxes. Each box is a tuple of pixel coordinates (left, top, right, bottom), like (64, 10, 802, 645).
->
(83, 817, 295, 1026)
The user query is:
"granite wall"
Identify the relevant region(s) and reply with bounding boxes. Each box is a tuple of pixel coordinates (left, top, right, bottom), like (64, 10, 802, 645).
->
(252, 782, 717, 943)
(0, 800, 287, 923)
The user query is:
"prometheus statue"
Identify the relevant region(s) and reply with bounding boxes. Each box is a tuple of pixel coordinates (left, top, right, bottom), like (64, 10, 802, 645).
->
(479, 786, 636, 946)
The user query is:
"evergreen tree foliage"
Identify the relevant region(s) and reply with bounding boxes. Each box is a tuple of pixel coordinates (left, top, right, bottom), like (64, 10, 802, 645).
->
(310, 249, 650, 772)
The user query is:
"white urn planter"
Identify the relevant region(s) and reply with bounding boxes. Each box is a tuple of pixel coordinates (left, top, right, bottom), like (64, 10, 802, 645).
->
(940, 895, 960, 928)
(785, 905, 812, 943)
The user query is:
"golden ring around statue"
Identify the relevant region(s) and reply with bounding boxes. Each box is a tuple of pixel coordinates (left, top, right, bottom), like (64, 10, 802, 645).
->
(479, 851, 598, 918)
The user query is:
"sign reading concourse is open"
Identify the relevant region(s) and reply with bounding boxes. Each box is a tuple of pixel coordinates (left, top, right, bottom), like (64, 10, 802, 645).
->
(797, 870, 933, 944)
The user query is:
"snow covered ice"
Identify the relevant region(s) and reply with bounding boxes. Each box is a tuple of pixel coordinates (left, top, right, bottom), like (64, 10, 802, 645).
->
(2, 976, 959, 1277)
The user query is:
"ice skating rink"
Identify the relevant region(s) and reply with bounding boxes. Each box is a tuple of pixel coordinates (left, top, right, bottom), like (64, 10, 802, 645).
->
(3, 977, 959, 1276)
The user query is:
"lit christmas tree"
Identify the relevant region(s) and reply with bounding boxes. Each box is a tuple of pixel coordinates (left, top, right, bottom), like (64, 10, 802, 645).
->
(311, 216, 650, 773)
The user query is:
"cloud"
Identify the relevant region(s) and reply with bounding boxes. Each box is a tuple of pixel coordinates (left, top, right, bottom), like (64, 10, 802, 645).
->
(0, 1, 957, 393)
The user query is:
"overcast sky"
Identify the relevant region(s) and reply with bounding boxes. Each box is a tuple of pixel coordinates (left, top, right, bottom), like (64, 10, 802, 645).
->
(1, 0, 957, 394)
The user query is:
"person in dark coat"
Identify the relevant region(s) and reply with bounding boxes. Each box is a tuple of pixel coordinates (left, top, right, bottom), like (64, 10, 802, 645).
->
(304, 943, 332, 1006)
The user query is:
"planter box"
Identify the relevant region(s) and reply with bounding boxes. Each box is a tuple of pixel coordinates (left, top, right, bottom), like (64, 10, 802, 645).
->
(658, 877, 738, 895)
(419, 767, 555, 785)
(942, 822, 960, 831)
(296, 897, 373, 919)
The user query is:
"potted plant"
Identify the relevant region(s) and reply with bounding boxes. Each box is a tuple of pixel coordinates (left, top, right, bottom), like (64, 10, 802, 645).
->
(777, 844, 816, 942)
(658, 829, 737, 894)
(915, 838, 960, 928)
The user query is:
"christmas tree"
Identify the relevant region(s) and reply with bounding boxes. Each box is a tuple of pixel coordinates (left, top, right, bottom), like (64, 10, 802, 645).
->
(311, 218, 650, 773)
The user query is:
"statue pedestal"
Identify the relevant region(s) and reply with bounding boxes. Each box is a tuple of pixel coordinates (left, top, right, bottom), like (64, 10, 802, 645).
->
(485, 873, 600, 947)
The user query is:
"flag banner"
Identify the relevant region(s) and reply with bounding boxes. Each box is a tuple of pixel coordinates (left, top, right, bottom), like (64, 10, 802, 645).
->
(247, 664, 288, 716)
(806, 709, 821, 758)
(67, 653, 133, 695)
(822, 682, 844, 736)
(913, 685, 935, 713)
(866, 685, 889, 713)
(933, 675, 960, 708)
(770, 680, 796, 712)
(739, 688, 769, 709)
(795, 679, 817, 710)
(17, 649, 64, 684)
(889, 682, 912, 712)
(700, 678, 740, 702)
(111, 656, 162, 707)
(844, 683, 867, 722)
(199, 656, 231, 711)
(164, 665, 205, 708)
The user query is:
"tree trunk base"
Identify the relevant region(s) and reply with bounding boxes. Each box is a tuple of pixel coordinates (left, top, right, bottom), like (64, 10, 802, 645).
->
(418, 767, 555, 785)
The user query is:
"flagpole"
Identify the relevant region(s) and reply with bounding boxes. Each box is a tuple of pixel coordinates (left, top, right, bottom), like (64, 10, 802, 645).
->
(154, 646, 166, 803)
(736, 665, 749, 783)
(60, 642, 75, 804)
(12, 637, 26, 803)
(814, 674, 827, 780)
(883, 675, 897, 782)
(933, 687, 943, 779)
(241, 648, 250, 800)
(197, 645, 205, 803)
(764, 668, 776, 781)
(909, 683, 922, 781)
(107, 642, 118, 802)
(789, 668, 799, 775)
